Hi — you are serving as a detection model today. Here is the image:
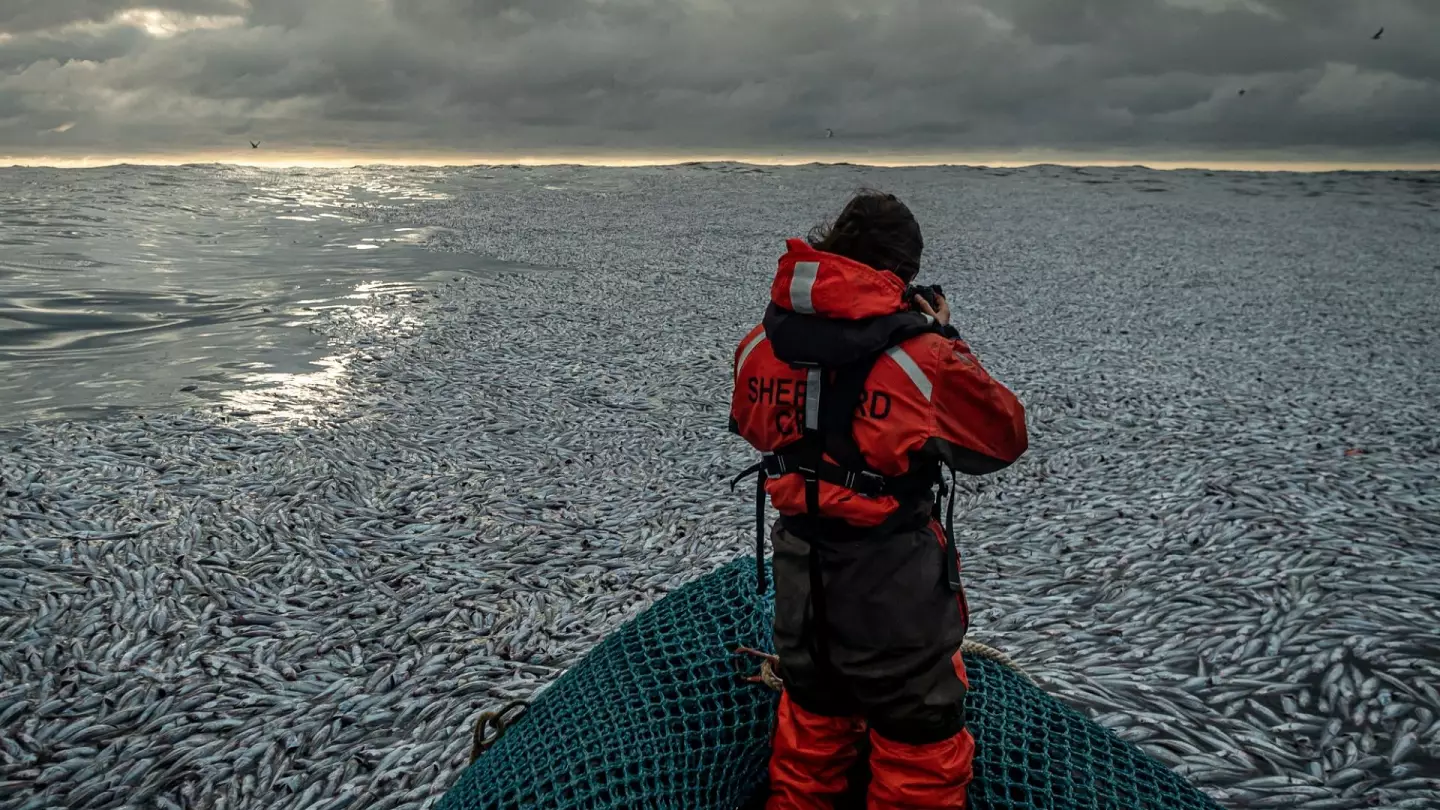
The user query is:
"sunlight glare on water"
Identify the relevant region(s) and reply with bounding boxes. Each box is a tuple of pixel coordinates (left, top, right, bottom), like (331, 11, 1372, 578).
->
(0, 165, 508, 426)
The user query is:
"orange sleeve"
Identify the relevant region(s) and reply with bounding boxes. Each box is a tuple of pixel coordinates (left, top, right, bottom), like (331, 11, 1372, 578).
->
(928, 337, 1028, 474)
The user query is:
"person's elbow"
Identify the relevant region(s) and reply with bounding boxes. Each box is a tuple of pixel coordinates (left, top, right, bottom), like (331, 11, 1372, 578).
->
(998, 398, 1029, 464)
(963, 395, 1028, 474)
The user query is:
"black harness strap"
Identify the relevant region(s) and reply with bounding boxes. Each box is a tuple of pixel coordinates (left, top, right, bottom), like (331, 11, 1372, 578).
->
(818, 356, 876, 473)
(807, 541, 834, 680)
(942, 468, 961, 592)
(756, 453, 928, 498)
(729, 460, 769, 595)
(799, 364, 839, 681)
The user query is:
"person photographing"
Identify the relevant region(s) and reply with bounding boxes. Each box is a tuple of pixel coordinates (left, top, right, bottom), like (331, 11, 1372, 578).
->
(729, 190, 1028, 809)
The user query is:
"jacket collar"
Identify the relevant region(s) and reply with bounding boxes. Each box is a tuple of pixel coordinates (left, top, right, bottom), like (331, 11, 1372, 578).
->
(769, 239, 908, 320)
(764, 239, 939, 367)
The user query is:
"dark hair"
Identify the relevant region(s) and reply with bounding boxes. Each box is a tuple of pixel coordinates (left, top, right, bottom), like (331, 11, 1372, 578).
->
(806, 189, 924, 282)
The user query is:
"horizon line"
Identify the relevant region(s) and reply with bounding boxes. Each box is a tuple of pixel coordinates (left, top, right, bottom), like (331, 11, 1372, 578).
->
(2, 149, 1438, 173)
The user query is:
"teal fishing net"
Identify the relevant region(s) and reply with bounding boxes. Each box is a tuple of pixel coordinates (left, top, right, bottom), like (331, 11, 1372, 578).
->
(436, 557, 1222, 810)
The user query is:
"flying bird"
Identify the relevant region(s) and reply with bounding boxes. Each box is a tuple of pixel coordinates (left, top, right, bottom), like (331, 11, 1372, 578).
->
(1372, 27, 1383, 40)
(250, 140, 260, 149)
(825, 128, 833, 139)
(1238, 89, 1246, 96)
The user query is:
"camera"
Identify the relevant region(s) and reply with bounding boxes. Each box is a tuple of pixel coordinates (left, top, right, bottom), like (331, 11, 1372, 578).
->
(905, 283, 945, 311)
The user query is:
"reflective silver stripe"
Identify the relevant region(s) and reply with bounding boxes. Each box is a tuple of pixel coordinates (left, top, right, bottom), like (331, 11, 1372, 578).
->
(762, 452, 781, 479)
(804, 368, 821, 430)
(789, 261, 819, 314)
(884, 345, 933, 401)
(735, 332, 766, 379)
(922, 313, 935, 326)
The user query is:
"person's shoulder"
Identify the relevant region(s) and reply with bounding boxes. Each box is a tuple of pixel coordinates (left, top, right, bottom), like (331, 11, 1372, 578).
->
(736, 323, 766, 349)
(893, 330, 979, 374)
(894, 330, 953, 360)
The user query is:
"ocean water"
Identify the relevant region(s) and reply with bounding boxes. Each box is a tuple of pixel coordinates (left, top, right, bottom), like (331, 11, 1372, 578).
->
(0, 164, 505, 425)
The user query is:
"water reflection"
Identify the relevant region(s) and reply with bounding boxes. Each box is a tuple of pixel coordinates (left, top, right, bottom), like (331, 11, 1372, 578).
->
(217, 352, 353, 424)
(0, 165, 496, 426)
(215, 280, 431, 424)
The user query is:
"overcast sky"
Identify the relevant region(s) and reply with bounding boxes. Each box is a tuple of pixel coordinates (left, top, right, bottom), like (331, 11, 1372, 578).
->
(1, 0, 1438, 163)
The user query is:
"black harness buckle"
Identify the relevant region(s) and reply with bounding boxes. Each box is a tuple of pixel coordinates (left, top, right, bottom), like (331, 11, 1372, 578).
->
(760, 454, 786, 479)
(851, 470, 886, 498)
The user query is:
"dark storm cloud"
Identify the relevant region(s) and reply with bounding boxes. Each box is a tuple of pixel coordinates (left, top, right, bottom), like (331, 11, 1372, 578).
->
(0, 24, 144, 72)
(1, 0, 1437, 157)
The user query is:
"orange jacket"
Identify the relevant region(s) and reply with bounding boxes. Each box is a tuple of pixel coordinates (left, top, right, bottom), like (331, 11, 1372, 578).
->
(729, 239, 1028, 529)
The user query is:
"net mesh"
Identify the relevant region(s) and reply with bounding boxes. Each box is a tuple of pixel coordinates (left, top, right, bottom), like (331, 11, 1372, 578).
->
(436, 556, 1222, 810)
